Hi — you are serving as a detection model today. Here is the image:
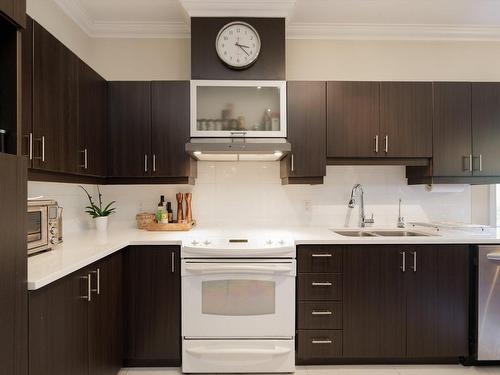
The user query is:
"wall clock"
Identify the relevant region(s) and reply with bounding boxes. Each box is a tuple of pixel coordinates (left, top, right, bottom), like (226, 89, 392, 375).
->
(215, 21, 261, 70)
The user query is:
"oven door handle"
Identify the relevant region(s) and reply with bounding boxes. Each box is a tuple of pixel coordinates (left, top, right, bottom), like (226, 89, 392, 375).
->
(186, 346, 292, 356)
(184, 263, 294, 275)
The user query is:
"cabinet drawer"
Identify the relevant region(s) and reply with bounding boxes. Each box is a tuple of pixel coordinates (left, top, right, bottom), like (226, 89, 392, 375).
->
(298, 246, 342, 273)
(298, 274, 342, 301)
(298, 302, 342, 330)
(297, 330, 342, 360)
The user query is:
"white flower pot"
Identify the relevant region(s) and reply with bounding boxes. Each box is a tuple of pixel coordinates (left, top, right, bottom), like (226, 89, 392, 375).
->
(94, 216, 108, 232)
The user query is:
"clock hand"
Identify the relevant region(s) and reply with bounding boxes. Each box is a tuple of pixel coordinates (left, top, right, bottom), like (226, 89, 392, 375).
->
(235, 42, 250, 49)
(236, 44, 250, 56)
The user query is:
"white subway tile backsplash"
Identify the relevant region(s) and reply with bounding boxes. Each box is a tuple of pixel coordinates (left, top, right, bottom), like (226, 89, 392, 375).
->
(28, 163, 472, 232)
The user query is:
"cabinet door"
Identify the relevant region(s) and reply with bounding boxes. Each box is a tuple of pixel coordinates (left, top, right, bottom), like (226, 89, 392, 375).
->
(79, 61, 107, 176)
(33, 21, 79, 173)
(327, 81, 380, 158)
(433, 83, 472, 177)
(405, 245, 469, 358)
(472, 83, 500, 176)
(29, 271, 89, 375)
(0, 0, 25, 28)
(343, 246, 405, 358)
(88, 253, 123, 375)
(0, 154, 27, 375)
(151, 81, 194, 178)
(124, 246, 181, 366)
(21, 15, 33, 164)
(282, 81, 326, 179)
(380, 82, 432, 158)
(108, 82, 151, 177)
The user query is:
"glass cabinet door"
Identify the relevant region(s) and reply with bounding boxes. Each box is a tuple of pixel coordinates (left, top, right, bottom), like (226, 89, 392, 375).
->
(191, 80, 287, 138)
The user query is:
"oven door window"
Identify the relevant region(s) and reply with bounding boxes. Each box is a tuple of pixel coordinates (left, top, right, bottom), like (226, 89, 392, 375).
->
(27, 211, 42, 241)
(202, 279, 275, 316)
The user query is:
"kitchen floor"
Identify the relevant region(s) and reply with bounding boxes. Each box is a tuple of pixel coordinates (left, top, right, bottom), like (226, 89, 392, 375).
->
(120, 366, 500, 374)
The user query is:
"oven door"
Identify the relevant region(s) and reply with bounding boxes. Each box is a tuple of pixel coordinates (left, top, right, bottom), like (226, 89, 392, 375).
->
(182, 260, 296, 338)
(27, 206, 48, 253)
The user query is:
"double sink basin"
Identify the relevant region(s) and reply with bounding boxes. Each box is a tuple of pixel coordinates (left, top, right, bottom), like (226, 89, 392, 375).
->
(332, 229, 437, 237)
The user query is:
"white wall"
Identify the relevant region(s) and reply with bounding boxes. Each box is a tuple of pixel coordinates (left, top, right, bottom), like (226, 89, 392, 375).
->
(28, 163, 471, 232)
(26, 1, 498, 228)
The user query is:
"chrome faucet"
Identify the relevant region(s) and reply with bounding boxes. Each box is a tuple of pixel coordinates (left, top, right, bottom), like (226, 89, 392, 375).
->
(348, 184, 375, 228)
(397, 198, 405, 228)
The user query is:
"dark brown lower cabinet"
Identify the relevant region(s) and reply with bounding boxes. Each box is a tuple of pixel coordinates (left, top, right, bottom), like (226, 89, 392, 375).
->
(297, 245, 470, 364)
(124, 246, 181, 366)
(0, 154, 27, 375)
(29, 253, 123, 375)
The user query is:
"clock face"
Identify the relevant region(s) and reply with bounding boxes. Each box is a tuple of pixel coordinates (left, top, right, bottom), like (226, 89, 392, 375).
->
(215, 22, 261, 69)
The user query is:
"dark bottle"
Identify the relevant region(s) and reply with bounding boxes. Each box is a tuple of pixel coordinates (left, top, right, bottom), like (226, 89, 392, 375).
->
(166, 202, 173, 223)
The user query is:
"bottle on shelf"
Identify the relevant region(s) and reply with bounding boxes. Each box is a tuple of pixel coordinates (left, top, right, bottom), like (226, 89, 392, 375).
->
(156, 195, 165, 223)
(166, 202, 173, 223)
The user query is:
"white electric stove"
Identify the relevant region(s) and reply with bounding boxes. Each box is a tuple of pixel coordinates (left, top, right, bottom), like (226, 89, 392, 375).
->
(181, 237, 296, 373)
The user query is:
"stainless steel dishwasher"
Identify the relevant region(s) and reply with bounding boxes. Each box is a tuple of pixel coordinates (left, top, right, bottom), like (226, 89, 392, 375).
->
(478, 246, 500, 361)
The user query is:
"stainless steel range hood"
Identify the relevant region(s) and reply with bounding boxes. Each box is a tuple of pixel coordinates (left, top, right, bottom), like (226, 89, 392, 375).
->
(186, 138, 291, 161)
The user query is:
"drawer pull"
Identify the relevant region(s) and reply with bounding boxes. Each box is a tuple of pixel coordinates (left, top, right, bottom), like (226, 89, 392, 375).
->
(312, 282, 332, 287)
(311, 253, 332, 258)
(312, 339, 333, 345)
(311, 310, 332, 315)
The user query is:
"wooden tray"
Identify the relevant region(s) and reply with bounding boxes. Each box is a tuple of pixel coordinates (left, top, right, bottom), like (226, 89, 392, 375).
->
(145, 221, 195, 232)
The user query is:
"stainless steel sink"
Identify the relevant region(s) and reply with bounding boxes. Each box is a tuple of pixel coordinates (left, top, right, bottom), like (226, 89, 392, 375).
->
(332, 230, 376, 237)
(332, 229, 436, 237)
(371, 231, 433, 237)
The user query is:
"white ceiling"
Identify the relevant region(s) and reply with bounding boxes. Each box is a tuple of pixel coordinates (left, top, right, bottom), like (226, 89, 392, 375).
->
(53, 0, 500, 40)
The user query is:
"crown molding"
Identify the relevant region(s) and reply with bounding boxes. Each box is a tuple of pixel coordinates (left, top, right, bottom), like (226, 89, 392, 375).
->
(287, 23, 500, 41)
(179, 0, 296, 18)
(53, 0, 93, 35)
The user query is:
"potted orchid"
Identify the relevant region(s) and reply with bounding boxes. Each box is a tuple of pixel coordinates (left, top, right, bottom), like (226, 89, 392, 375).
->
(79, 185, 116, 232)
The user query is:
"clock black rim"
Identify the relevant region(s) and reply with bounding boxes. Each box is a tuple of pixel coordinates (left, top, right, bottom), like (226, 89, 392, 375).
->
(215, 21, 262, 70)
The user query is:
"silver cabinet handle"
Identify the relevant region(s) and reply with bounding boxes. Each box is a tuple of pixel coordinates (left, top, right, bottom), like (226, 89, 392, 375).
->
(409, 251, 417, 272)
(400, 251, 406, 272)
(291, 154, 294, 172)
(479, 154, 483, 172)
(171, 252, 175, 273)
(80, 149, 88, 169)
(463, 155, 473, 172)
(374, 135, 379, 154)
(469, 154, 473, 172)
(34, 136, 45, 162)
(144, 154, 148, 172)
(90, 268, 100, 294)
(384, 135, 389, 153)
(312, 282, 332, 287)
(312, 310, 333, 315)
(311, 253, 332, 258)
(29, 133, 33, 160)
(312, 340, 333, 345)
(80, 273, 92, 302)
(153, 154, 156, 172)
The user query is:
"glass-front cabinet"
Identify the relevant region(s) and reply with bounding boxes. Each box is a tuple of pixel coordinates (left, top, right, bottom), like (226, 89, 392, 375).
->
(190, 80, 287, 138)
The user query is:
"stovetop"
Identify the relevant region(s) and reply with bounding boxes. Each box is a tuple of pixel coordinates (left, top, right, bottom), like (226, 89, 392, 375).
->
(181, 237, 296, 258)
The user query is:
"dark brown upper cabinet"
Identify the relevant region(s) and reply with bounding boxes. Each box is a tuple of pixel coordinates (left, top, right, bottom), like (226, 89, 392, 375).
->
(432, 82, 472, 177)
(21, 16, 33, 162)
(191, 17, 285, 80)
(107, 81, 151, 178)
(151, 81, 196, 180)
(0, 0, 25, 28)
(32, 20, 79, 174)
(380, 82, 433, 158)
(281, 81, 326, 185)
(327, 81, 380, 158)
(78, 62, 107, 177)
(472, 83, 500, 177)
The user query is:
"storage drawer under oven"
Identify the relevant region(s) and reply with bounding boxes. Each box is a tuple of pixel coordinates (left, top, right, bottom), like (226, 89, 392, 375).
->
(297, 301, 342, 330)
(297, 273, 342, 301)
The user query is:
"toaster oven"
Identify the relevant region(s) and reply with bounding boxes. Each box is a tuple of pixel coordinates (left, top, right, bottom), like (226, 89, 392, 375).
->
(27, 200, 62, 255)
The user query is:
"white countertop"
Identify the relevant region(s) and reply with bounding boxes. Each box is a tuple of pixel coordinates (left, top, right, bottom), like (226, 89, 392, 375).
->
(28, 225, 500, 290)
